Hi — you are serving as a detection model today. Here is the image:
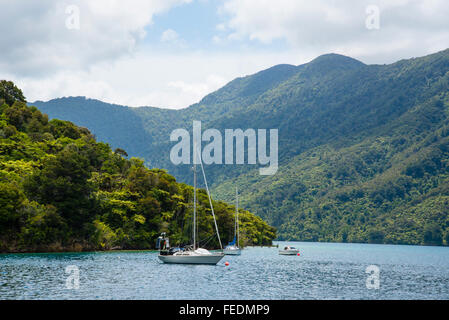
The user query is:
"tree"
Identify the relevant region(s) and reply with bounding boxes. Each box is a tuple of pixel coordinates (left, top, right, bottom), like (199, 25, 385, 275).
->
(24, 145, 95, 230)
(0, 80, 26, 106)
(3, 102, 33, 131)
(21, 204, 67, 247)
(0, 182, 25, 233)
(114, 148, 128, 158)
(423, 224, 443, 246)
(368, 229, 385, 244)
(0, 81, 276, 252)
(49, 119, 81, 139)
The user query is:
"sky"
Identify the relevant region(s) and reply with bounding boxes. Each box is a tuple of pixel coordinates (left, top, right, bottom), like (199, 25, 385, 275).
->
(1, 0, 449, 109)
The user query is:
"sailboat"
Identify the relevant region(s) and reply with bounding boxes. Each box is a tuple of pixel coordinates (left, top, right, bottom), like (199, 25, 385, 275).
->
(224, 187, 241, 255)
(157, 145, 225, 265)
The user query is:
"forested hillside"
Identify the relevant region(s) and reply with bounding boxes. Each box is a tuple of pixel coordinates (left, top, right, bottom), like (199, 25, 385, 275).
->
(0, 81, 275, 253)
(34, 49, 449, 246)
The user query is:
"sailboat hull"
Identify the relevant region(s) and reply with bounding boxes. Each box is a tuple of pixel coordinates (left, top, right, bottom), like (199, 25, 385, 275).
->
(279, 249, 299, 255)
(158, 253, 225, 265)
(224, 248, 241, 255)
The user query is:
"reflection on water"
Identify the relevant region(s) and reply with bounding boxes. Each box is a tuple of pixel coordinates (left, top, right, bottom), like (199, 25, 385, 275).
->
(1, 242, 448, 300)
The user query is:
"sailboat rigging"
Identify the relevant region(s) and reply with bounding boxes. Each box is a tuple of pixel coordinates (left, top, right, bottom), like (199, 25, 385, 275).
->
(157, 144, 224, 265)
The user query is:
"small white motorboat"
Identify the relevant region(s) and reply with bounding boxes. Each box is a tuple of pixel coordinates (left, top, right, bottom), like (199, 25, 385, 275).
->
(279, 246, 300, 255)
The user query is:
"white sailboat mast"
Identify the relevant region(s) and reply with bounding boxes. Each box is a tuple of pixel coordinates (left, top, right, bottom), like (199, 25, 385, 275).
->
(193, 163, 197, 250)
(236, 186, 239, 247)
(194, 146, 223, 250)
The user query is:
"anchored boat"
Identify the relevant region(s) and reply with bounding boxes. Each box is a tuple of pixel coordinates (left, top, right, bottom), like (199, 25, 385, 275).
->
(279, 246, 300, 255)
(157, 145, 224, 265)
(224, 187, 241, 256)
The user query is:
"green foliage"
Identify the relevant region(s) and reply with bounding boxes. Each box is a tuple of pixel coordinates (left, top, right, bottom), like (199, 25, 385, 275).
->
(32, 49, 449, 246)
(423, 224, 443, 246)
(0, 80, 26, 106)
(20, 203, 68, 249)
(0, 182, 25, 232)
(0, 88, 275, 252)
(24, 144, 95, 230)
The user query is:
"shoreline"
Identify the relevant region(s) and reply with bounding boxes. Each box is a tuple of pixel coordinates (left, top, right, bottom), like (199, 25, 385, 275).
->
(2, 241, 448, 255)
(0, 246, 276, 255)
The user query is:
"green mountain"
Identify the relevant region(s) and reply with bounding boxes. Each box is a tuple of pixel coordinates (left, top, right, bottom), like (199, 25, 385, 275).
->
(0, 81, 275, 253)
(33, 49, 449, 246)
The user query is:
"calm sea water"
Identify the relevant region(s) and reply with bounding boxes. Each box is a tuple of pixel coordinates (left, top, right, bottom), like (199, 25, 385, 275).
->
(1, 241, 448, 300)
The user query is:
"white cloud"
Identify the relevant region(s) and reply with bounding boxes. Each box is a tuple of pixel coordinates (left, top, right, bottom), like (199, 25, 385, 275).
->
(216, 23, 226, 31)
(161, 29, 180, 43)
(219, 0, 449, 63)
(168, 75, 227, 101)
(212, 35, 224, 45)
(9, 50, 306, 109)
(0, 0, 191, 76)
(2, 0, 449, 110)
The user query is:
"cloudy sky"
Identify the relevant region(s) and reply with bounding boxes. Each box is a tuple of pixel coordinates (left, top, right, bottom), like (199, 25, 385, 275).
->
(1, 0, 448, 109)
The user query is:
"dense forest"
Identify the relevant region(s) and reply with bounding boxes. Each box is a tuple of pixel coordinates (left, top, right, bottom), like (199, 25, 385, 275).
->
(0, 81, 276, 253)
(34, 49, 449, 246)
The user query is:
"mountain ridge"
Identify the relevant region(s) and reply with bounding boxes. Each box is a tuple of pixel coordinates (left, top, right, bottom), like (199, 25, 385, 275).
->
(31, 48, 449, 245)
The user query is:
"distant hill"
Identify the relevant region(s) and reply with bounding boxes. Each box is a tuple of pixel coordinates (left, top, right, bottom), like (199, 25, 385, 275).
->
(1, 83, 275, 253)
(33, 49, 449, 245)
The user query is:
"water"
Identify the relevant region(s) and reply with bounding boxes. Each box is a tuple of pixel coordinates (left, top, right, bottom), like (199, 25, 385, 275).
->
(1, 241, 448, 300)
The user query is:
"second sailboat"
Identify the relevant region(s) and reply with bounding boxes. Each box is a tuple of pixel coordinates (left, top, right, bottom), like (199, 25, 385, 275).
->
(224, 187, 241, 255)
